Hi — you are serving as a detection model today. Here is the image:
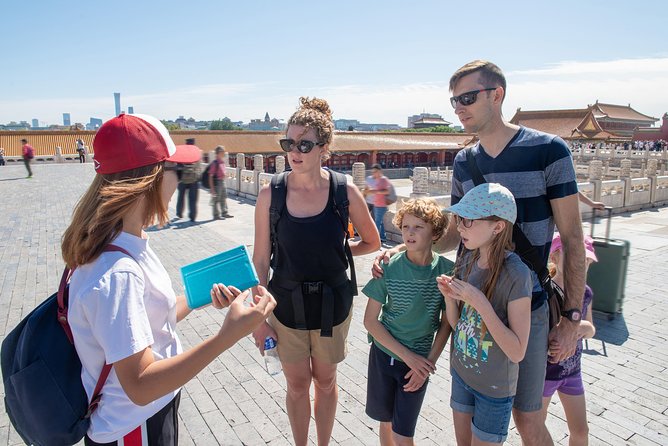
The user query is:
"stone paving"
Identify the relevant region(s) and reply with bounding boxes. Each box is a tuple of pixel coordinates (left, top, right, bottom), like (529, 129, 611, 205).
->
(0, 163, 667, 445)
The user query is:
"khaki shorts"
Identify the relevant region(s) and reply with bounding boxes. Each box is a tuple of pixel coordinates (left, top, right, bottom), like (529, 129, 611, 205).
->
(269, 310, 353, 364)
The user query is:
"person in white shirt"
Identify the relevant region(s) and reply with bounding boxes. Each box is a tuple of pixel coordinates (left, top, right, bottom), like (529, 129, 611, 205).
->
(62, 113, 276, 445)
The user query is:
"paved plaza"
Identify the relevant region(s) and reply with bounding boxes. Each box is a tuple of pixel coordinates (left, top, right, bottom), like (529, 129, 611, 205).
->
(1, 163, 667, 445)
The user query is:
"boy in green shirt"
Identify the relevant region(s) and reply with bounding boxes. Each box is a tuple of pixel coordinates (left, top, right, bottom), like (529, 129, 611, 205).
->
(363, 198, 454, 445)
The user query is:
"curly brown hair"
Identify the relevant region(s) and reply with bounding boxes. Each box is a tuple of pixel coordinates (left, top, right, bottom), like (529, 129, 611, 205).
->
(392, 198, 448, 241)
(287, 97, 334, 161)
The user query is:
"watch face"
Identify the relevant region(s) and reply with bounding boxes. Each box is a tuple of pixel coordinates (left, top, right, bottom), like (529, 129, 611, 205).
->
(563, 309, 582, 321)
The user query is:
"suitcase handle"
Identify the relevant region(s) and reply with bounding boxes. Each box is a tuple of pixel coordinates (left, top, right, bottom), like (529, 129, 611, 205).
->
(590, 206, 613, 239)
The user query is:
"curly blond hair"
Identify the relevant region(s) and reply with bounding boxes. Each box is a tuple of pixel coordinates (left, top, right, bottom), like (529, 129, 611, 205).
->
(392, 198, 448, 241)
(287, 97, 334, 161)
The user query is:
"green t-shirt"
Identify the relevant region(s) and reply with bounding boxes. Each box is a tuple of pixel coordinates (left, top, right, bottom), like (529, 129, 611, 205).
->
(362, 251, 454, 360)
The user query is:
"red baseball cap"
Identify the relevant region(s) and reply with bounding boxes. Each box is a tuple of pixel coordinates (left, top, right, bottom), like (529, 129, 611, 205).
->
(93, 113, 201, 174)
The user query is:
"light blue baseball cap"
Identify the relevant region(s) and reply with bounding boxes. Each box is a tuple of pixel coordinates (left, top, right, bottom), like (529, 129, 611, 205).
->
(447, 183, 517, 224)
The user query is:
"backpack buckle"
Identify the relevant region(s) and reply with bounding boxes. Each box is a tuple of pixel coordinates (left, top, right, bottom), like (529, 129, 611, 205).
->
(302, 281, 323, 295)
(85, 395, 103, 418)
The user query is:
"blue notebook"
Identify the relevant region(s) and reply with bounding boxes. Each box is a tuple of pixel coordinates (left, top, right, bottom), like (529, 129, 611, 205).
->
(181, 245, 260, 309)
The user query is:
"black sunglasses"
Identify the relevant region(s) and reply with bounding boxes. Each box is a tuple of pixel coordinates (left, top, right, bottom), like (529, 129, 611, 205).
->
(450, 87, 497, 108)
(279, 138, 325, 154)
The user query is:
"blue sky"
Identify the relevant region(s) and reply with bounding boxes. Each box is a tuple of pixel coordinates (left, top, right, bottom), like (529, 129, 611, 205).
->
(2, 0, 667, 126)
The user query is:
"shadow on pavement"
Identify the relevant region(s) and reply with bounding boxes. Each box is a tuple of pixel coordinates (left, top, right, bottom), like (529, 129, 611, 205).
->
(591, 311, 629, 346)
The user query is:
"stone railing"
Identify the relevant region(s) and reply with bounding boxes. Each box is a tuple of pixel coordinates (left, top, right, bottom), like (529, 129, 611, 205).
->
(219, 158, 668, 244)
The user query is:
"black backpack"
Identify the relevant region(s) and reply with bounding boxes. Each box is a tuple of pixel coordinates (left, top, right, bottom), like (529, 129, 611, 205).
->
(201, 161, 218, 190)
(1, 245, 132, 446)
(269, 170, 357, 293)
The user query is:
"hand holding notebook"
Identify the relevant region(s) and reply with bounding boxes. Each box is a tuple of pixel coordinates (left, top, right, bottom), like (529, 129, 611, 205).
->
(181, 245, 260, 309)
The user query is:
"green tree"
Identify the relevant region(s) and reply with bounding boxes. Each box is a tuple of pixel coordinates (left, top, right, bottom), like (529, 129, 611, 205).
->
(210, 118, 241, 130)
(161, 120, 181, 131)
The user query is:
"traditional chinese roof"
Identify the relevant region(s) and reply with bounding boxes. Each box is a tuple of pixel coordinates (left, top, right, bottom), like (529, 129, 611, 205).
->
(591, 101, 658, 123)
(509, 108, 614, 140)
(411, 117, 452, 127)
(509, 101, 657, 140)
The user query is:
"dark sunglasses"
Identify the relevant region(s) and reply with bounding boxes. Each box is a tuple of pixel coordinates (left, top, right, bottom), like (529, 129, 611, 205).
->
(279, 138, 325, 154)
(455, 215, 496, 228)
(163, 163, 182, 172)
(450, 87, 497, 108)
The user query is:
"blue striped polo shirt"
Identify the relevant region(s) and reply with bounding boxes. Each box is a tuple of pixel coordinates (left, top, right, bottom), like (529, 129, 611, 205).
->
(451, 126, 578, 309)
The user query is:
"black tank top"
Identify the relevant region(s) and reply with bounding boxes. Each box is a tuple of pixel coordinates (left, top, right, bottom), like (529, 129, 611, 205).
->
(270, 180, 352, 329)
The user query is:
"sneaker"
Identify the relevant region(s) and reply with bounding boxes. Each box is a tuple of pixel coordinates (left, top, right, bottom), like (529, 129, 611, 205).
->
(222, 213, 234, 218)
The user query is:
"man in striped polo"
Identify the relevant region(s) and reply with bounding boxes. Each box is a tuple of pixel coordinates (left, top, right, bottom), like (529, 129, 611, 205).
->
(444, 60, 586, 445)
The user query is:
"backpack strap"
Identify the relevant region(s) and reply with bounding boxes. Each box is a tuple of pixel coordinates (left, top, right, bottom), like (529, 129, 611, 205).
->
(56, 244, 134, 418)
(329, 171, 357, 295)
(269, 172, 289, 269)
(464, 148, 551, 288)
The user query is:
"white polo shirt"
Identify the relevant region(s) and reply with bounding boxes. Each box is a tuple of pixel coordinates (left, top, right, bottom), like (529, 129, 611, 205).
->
(69, 231, 182, 443)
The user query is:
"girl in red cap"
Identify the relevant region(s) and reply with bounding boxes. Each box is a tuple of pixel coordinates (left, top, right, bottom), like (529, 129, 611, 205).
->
(61, 114, 276, 445)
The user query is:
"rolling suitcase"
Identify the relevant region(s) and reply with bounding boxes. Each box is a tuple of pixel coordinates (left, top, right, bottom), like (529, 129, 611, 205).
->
(586, 208, 630, 319)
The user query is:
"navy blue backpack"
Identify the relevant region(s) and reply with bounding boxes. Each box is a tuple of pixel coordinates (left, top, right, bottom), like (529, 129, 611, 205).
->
(1, 245, 129, 446)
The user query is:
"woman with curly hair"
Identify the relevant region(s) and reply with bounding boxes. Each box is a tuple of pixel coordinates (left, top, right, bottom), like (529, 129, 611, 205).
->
(251, 97, 380, 445)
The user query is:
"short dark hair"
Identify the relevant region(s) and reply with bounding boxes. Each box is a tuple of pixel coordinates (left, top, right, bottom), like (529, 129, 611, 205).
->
(215, 145, 225, 154)
(371, 163, 382, 170)
(449, 60, 507, 103)
(21, 138, 27, 143)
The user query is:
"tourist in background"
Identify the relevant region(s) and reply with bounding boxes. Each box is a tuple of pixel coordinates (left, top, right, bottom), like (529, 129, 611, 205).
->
(76, 138, 86, 163)
(251, 97, 379, 446)
(368, 163, 392, 242)
(363, 167, 376, 214)
(175, 145, 202, 222)
(21, 138, 34, 177)
(0, 147, 5, 166)
(208, 145, 232, 219)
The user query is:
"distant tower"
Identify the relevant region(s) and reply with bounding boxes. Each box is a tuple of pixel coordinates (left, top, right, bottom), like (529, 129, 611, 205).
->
(114, 93, 121, 116)
(31, 119, 39, 128)
(128, 106, 134, 114)
(63, 113, 71, 126)
(264, 112, 270, 122)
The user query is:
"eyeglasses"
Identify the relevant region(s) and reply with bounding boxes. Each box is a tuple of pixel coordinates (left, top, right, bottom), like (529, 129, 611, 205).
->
(279, 138, 325, 154)
(455, 215, 496, 228)
(450, 87, 497, 108)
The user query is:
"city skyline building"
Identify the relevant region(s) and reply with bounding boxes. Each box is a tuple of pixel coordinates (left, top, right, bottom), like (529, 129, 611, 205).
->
(32, 119, 38, 128)
(63, 113, 71, 126)
(114, 93, 121, 116)
(128, 106, 134, 114)
(87, 117, 103, 130)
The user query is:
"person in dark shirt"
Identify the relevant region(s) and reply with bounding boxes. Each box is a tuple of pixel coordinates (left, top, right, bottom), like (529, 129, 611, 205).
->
(251, 97, 379, 446)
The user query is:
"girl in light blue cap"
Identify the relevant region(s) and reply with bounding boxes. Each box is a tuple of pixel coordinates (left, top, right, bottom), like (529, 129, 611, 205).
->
(436, 182, 532, 445)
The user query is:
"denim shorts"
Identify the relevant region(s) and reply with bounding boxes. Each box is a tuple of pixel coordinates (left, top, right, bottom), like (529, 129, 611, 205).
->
(450, 369, 514, 444)
(543, 371, 585, 397)
(366, 343, 429, 438)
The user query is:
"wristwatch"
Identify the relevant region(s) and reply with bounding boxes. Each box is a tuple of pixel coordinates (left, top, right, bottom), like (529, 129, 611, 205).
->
(561, 308, 582, 322)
